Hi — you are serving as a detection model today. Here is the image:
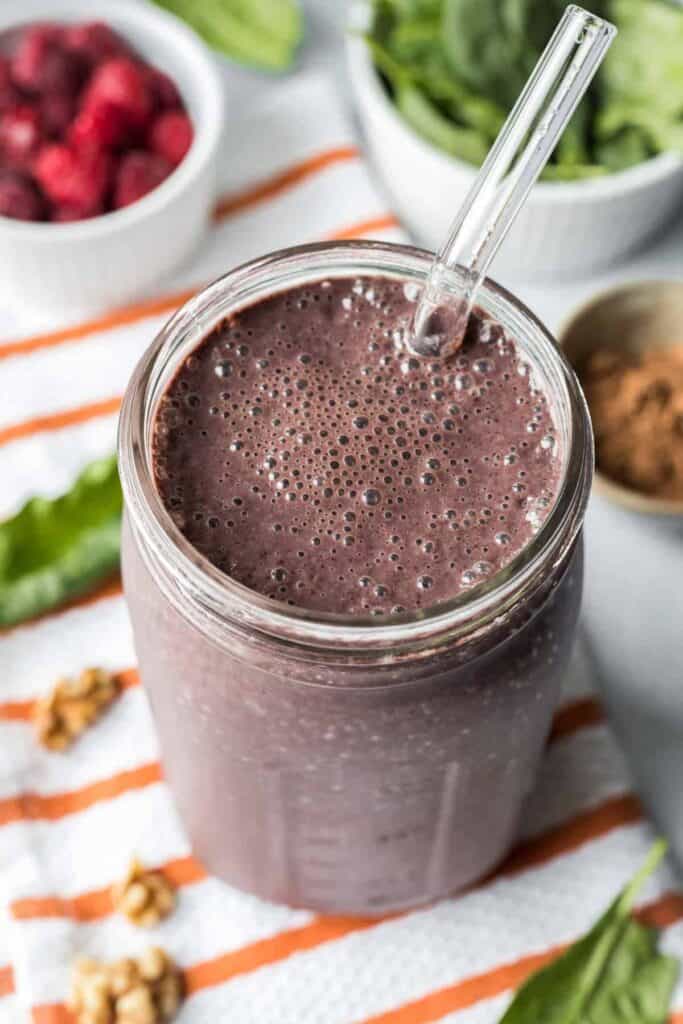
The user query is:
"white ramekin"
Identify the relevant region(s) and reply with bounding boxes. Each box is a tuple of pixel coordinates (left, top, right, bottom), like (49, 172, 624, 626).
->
(347, 33, 683, 279)
(0, 0, 224, 320)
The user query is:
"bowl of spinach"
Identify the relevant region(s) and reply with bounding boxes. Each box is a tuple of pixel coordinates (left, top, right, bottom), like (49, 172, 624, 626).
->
(348, 0, 683, 277)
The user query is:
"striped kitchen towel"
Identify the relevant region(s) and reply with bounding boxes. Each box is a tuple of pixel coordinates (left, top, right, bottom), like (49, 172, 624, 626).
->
(0, 70, 681, 1024)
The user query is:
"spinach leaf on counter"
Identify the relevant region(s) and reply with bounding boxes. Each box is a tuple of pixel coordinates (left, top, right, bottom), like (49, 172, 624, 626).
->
(151, 0, 302, 72)
(0, 455, 122, 627)
(499, 840, 679, 1024)
(368, 0, 683, 178)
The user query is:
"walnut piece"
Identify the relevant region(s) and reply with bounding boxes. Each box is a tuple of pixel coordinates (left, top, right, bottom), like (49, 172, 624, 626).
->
(33, 668, 120, 751)
(68, 948, 183, 1024)
(111, 859, 176, 928)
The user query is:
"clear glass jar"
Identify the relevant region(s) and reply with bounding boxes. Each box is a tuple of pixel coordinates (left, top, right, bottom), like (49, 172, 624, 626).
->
(118, 241, 592, 914)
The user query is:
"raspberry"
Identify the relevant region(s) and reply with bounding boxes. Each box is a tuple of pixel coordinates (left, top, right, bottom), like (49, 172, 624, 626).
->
(0, 169, 45, 220)
(0, 57, 11, 91)
(147, 68, 182, 111)
(0, 57, 21, 112)
(11, 24, 61, 92)
(39, 46, 85, 97)
(69, 102, 128, 151)
(52, 201, 104, 222)
(148, 111, 193, 167)
(2, 22, 187, 221)
(0, 105, 43, 167)
(113, 150, 171, 209)
(82, 57, 152, 132)
(63, 21, 129, 65)
(12, 24, 84, 97)
(34, 143, 111, 216)
(41, 93, 76, 137)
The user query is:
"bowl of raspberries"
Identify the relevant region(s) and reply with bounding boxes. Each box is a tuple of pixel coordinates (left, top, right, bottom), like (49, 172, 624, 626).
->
(2, 24, 195, 221)
(0, 0, 223, 318)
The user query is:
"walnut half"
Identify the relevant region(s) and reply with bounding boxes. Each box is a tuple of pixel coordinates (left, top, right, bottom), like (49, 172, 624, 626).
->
(111, 859, 176, 928)
(68, 948, 183, 1024)
(33, 668, 120, 751)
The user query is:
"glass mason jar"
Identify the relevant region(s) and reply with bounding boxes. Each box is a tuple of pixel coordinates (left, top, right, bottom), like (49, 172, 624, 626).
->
(118, 241, 593, 914)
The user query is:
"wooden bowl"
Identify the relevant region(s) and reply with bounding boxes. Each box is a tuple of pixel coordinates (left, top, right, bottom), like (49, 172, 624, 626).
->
(558, 280, 683, 517)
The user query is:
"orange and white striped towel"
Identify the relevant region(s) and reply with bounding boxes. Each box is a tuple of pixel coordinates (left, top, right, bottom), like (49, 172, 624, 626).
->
(0, 71, 681, 1024)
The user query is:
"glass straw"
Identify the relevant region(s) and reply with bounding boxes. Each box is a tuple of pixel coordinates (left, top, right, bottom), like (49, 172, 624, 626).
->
(409, 4, 616, 359)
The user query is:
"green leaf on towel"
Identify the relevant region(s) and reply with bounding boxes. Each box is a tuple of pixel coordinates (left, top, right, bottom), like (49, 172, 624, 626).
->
(0, 455, 122, 627)
(498, 840, 679, 1024)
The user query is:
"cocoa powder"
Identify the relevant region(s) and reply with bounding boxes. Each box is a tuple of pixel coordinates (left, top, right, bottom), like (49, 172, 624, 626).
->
(580, 344, 683, 500)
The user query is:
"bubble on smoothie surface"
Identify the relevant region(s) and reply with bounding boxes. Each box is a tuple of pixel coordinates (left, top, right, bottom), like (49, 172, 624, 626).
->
(152, 277, 562, 615)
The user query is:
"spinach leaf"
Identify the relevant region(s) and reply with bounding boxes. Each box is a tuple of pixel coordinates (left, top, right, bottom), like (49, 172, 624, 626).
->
(598, 0, 683, 157)
(441, 0, 581, 109)
(589, 0, 683, 171)
(152, 0, 302, 72)
(0, 456, 122, 627)
(554, 102, 592, 169)
(368, 38, 489, 163)
(586, 926, 679, 1023)
(391, 13, 442, 55)
(406, 54, 506, 139)
(441, 0, 517, 107)
(541, 163, 609, 181)
(594, 127, 654, 173)
(368, 0, 683, 178)
(395, 81, 490, 163)
(499, 841, 678, 1024)
(378, 0, 442, 19)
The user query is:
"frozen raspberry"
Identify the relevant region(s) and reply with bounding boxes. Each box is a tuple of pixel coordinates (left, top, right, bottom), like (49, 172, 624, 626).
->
(63, 21, 129, 65)
(82, 57, 152, 132)
(148, 111, 193, 167)
(11, 24, 61, 92)
(0, 169, 45, 220)
(69, 102, 128, 150)
(40, 47, 85, 96)
(34, 143, 111, 217)
(0, 105, 42, 167)
(12, 24, 84, 97)
(41, 93, 76, 137)
(0, 57, 21, 112)
(0, 57, 12, 92)
(113, 150, 171, 209)
(147, 67, 182, 111)
(52, 201, 104, 222)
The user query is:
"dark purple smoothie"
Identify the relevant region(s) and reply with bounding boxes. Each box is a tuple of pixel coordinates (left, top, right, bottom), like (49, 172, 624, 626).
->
(121, 261, 587, 913)
(152, 277, 561, 615)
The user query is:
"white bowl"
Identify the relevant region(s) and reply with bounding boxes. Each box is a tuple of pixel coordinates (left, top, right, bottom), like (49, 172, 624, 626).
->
(0, 0, 224, 320)
(347, 32, 683, 279)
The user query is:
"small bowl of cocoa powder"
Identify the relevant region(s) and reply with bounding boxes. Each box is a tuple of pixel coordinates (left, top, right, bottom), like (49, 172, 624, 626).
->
(559, 280, 683, 516)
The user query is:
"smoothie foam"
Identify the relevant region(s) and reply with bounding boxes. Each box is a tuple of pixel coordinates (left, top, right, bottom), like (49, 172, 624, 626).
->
(152, 276, 561, 614)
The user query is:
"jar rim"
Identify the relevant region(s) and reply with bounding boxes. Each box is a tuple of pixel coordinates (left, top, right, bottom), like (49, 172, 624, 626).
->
(118, 240, 593, 652)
